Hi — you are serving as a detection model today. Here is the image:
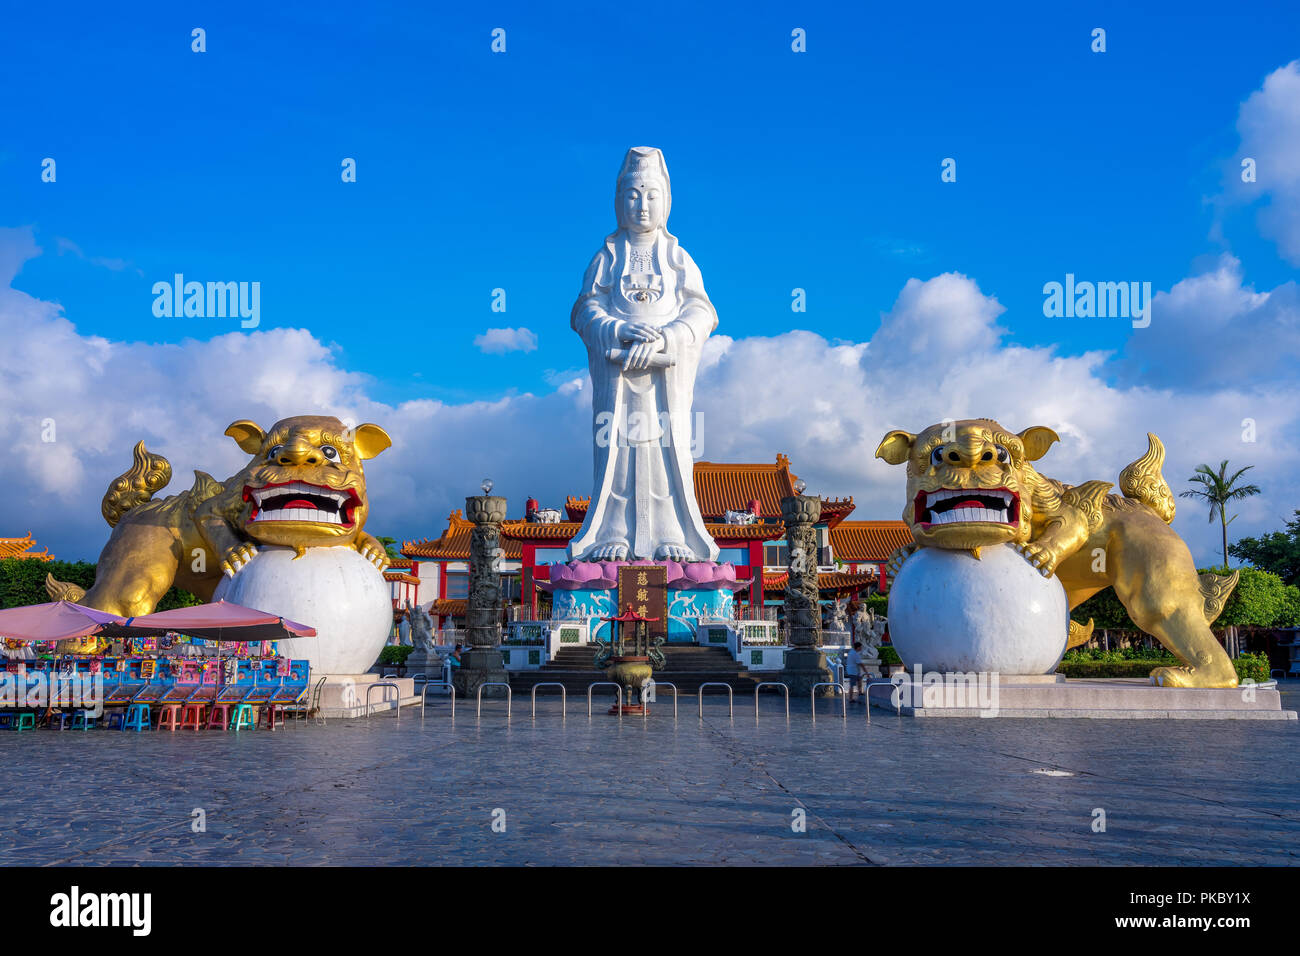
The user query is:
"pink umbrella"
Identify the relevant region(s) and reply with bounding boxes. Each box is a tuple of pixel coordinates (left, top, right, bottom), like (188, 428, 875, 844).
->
(111, 600, 316, 643)
(0, 601, 128, 643)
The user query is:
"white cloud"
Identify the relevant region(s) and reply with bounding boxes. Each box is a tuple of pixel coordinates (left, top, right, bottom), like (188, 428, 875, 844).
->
(54, 236, 140, 275)
(2, 229, 1297, 568)
(1119, 255, 1299, 389)
(688, 270, 1298, 563)
(1225, 60, 1300, 264)
(474, 326, 538, 354)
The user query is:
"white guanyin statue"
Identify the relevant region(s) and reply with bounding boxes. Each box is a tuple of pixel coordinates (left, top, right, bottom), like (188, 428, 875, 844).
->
(566, 146, 720, 564)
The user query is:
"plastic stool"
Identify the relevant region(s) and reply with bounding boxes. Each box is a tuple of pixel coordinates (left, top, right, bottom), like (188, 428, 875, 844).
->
(259, 704, 286, 731)
(72, 710, 97, 730)
(231, 703, 255, 731)
(0, 714, 12, 729)
(53, 712, 75, 731)
(14, 712, 35, 731)
(123, 703, 151, 732)
(206, 704, 231, 730)
(104, 711, 126, 730)
(156, 704, 182, 731)
(180, 703, 206, 730)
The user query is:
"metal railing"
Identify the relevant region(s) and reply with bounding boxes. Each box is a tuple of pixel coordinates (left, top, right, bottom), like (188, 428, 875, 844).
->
(420, 680, 455, 721)
(810, 682, 846, 721)
(365, 681, 401, 721)
(754, 681, 790, 721)
(863, 680, 904, 723)
(651, 681, 678, 718)
(697, 682, 734, 719)
(530, 682, 567, 718)
(586, 681, 623, 717)
(476, 682, 513, 718)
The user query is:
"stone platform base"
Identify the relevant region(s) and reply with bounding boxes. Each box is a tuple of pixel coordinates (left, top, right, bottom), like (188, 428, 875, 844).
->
(867, 676, 1296, 719)
(318, 673, 421, 719)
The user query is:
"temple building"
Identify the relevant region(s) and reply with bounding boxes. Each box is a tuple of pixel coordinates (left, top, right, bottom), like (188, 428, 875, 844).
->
(400, 456, 910, 634)
(0, 533, 54, 561)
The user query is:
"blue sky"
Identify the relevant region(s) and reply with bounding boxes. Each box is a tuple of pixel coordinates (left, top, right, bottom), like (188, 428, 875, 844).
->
(1, 1, 1298, 562)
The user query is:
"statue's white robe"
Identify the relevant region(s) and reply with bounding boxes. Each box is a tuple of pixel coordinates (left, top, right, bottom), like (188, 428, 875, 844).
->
(567, 229, 719, 563)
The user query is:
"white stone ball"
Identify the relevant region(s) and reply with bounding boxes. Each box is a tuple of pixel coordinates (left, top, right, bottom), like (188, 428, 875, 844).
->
(213, 544, 392, 675)
(887, 543, 1068, 675)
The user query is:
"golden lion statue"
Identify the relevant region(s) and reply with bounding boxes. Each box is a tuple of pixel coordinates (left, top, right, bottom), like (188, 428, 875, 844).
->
(875, 419, 1239, 688)
(47, 415, 392, 617)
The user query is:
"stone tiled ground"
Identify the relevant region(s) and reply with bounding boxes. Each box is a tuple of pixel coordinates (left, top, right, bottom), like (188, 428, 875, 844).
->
(1, 682, 1296, 866)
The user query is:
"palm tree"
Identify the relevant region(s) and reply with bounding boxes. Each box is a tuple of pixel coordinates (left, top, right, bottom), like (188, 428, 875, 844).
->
(1179, 461, 1262, 571)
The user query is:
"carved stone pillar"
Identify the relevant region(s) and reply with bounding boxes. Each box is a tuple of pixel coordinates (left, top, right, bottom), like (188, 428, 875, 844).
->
(779, 493, 833, 696)
(454, 493, 509, 699)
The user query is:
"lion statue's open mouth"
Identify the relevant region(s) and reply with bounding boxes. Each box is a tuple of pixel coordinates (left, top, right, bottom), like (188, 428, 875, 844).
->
(913, 488, 1020, 528)
(244, 481, 363, 529)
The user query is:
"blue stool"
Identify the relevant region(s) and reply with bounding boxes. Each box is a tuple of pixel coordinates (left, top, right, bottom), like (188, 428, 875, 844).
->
(53, 712, 74, 731)
(230, 704, 255, 731)
(72, 710, 97, 730)
(0, 713, 12, 729)
(14, 712, 35, 731)
(123, 703, 151, 732)
(104, 711, 126, 730)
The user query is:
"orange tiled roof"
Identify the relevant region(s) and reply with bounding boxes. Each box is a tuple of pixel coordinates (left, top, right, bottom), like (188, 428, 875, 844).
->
(707, 522, 786, 540)
(562, 456, 855, 523)
(383, 570, 419, 584)
(401, 511, 523, 561)
(0, 533, 53, 561)
(500, 520, 787, 543)
(431, 598, 466, 617)
(502, 521, 583, 540)
(830, 521, 913, 564)
(762, 570, 877, 594)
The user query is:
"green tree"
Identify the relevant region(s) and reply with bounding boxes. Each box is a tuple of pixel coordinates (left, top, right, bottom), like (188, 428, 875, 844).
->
(1178, 460, 1261, 571)
(1229, 510, 1300, 586)
(0, 558, 96, 608)
(376, 536, 403, 560)
(0, 557, 199, 611)
(1217, 567, 1300, 628)
(1070, 587, 1135, 630)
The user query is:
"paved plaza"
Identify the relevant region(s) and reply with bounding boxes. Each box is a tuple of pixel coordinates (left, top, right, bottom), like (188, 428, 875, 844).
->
(2, 683, 1297, 867)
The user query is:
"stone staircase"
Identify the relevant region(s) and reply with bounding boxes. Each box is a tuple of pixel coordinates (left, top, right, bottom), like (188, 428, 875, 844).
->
(508, 643, 764, 695)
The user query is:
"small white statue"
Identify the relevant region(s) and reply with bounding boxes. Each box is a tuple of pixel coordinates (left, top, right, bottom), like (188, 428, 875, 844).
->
(827, 597, 850, 633)
(852, 604, 886, 664)
(408, 605, 437, 653)
(531, 508, 562, 524)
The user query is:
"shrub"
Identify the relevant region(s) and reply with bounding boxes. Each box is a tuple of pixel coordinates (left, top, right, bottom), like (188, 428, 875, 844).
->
(377, 645, 414, 665)
(862, 594, 889, 617)
(1056, 660, 1172, 679)
(876, 645, 902, 666)
(1233, 652, 1271, 684)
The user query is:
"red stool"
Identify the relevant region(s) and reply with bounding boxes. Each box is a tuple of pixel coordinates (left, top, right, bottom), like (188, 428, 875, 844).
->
(206, 704, 231, 730)
(180, 703, 207, 730)
(259, 704, 283, 731)
(156, 704, 182, 732)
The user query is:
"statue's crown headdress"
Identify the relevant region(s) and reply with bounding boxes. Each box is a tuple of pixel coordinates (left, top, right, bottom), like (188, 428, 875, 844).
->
(617, 146, 670, 189)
